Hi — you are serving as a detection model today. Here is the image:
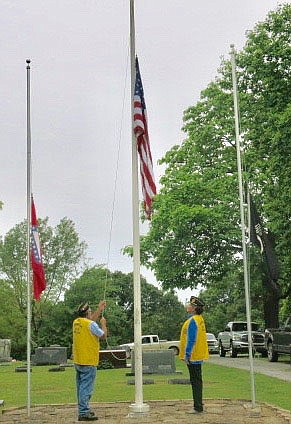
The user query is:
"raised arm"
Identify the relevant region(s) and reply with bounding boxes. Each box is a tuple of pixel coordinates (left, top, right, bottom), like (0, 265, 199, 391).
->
(90, 300, 106, 322)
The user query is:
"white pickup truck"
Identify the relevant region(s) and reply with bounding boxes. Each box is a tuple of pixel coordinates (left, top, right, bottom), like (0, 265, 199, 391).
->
(217, 321, 267, 358)
(119, 334, 180, 358)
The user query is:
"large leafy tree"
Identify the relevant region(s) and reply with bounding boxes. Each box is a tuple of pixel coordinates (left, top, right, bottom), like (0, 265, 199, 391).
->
(141, 81, 241, 290)
(0, 217, 87, 344)
(238, 4, 291, 325)
(141, 4, 291, 327)
(0, 217, 87, 306)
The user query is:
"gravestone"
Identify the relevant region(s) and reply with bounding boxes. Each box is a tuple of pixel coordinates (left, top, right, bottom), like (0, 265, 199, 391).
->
(48, 366, 65, 372)
(15, 366, 32, 372)
(99, 349, 127, 368)
(131, 349, 176, 374)
(0, 339, 12, 362)
(168, 378, 190, 384)
(31, 345, 67, 365)
(127, 379, 154, 385)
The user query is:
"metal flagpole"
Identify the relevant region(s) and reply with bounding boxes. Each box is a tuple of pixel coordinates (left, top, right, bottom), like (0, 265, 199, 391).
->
(247, 190, 252, 304)
(26, 59, 32, 417)
(129, 0, 149, 415)
(230, 45, 256, 408)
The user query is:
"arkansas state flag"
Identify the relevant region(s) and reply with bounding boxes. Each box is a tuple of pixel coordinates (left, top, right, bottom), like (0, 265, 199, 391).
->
(31, 198, 46, 300)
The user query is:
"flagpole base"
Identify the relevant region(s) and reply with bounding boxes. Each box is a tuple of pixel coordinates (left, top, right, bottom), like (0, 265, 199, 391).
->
(128, 403, 150, 417)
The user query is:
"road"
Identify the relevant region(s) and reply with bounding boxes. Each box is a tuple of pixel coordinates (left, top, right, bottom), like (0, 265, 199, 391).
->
(208, 354, 291, 382)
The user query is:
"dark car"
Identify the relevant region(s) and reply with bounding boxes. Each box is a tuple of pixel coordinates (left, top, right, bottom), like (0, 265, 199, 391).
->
(265, 316, 291, 362)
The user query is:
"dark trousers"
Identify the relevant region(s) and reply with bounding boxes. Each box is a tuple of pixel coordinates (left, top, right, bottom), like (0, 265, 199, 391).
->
(187, 363, 203, 412)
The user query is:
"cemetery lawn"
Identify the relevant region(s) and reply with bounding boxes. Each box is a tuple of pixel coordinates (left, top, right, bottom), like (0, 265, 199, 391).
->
(0, 359, 290, 412)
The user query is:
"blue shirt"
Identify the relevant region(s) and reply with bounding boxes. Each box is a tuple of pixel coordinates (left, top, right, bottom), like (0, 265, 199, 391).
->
(90, 321, 104, 338)
(185, 318, 202, 365)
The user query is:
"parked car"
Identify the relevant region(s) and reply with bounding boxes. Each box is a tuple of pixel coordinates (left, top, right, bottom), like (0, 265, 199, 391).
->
(207, 333, 219, 354)
(264, 316, 291, 362)
(119, 334, 180, 358)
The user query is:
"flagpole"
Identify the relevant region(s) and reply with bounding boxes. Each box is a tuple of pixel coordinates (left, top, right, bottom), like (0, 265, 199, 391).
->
(26, 59, 32, 417)
(247, 190, 252, 303)
(230, 45, 256, 408)
(129, 0, 149, 415)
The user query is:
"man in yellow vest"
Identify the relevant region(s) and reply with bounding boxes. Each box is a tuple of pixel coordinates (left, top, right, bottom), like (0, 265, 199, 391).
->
(73, 301, 107, 421)
(179, 296, 209, 414)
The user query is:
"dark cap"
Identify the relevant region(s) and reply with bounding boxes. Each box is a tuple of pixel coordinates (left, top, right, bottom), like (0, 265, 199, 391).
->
(77, 302, 90, 315)
(190, 296, 205, 307)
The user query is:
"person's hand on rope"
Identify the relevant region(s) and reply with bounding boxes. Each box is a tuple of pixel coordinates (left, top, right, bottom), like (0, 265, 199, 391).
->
(100, 316, 107, 339)
(98, 300, 106, 313)
(91, 300, 107, 321)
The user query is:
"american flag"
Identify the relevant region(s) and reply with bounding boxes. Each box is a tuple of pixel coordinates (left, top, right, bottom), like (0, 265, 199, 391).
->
(133, 57, 156, 219)
(31, 197, 46, 300)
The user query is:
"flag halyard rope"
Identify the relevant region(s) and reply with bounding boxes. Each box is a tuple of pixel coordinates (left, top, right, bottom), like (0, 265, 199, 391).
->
(102, 43, 130, 361)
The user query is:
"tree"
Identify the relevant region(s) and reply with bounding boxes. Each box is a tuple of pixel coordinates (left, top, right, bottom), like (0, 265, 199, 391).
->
(0, 280, 26, 359)
(0, 216, 87, 345)
(34, 301, 75, 357)
(199, 268, 265, 336)
(0, 217, 87, 305)
(140, 4, 291, 327)
(140, 80, 242, 286)
(60, 266, 186, 352)
(238, 4, 291, 326)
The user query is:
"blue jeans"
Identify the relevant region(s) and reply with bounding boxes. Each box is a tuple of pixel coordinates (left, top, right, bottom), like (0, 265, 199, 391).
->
(75, 364, 97, 416)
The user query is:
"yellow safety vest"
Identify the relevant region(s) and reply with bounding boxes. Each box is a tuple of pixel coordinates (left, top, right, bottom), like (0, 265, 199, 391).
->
(73, 317, 100, 366)
(179, 315, 209, 362)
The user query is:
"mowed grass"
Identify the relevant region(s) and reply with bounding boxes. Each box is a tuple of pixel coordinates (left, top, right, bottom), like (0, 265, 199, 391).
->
(1, 359, 291, 412)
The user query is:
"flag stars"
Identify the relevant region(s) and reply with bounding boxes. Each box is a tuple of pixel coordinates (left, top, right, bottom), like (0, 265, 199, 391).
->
(31, 229, 42, 264)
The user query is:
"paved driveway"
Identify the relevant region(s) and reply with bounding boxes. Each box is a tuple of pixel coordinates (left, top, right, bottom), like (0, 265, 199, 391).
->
(208, 355, 291, 382)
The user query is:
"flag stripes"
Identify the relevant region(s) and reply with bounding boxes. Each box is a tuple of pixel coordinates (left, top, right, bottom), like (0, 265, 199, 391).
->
(133, 57, 156, 219)
(31, 198, 46, 300)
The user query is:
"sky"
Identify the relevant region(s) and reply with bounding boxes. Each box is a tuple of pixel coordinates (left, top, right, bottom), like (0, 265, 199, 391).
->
(0, 0, 286, 303)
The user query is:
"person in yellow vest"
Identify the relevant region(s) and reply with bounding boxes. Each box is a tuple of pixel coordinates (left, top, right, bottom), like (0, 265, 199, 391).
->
(179, 296, 209, 414)
(73, 301, 107, 421)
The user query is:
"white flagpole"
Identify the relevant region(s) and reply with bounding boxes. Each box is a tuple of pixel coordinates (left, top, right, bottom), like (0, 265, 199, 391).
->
(129, 0, 149, 415)
(230, 45, 256, 408)
(26, 59, 32, 417)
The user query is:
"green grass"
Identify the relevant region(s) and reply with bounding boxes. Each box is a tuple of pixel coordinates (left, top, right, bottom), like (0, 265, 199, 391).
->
(1, 359, 291, 412)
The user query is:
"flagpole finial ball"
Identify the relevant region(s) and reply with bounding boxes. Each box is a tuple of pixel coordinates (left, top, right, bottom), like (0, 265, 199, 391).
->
(26, 59, 31, 64)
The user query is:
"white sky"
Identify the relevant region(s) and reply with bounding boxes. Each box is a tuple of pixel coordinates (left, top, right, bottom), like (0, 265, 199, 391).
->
(0, 0, 285, 302)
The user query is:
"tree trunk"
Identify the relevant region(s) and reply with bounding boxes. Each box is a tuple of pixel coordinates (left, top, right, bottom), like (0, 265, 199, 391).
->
(262, 277, 280, 328)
